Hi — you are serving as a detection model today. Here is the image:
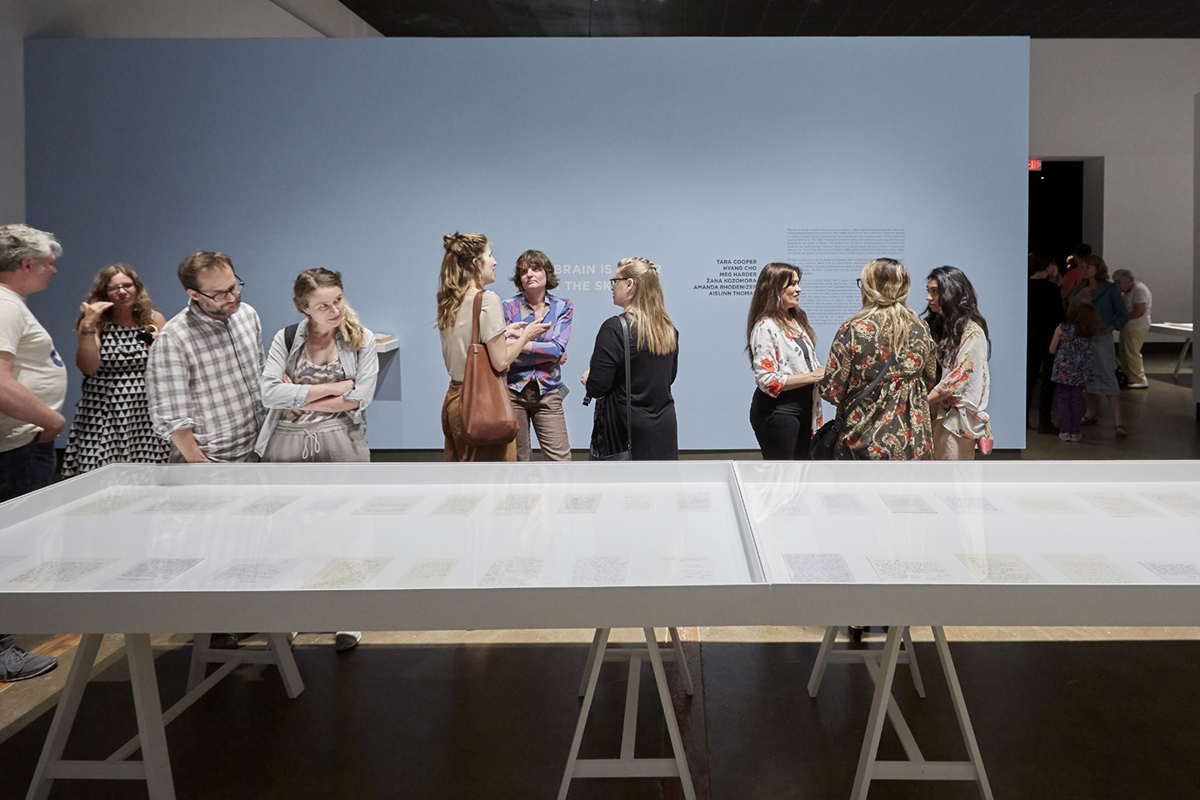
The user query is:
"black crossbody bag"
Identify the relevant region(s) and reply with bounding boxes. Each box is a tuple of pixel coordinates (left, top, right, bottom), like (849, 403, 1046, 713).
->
(810, 355, 894, 461)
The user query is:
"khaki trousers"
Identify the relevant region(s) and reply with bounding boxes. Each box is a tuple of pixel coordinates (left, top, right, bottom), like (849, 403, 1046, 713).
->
(1117, 326, 1148, 385)
(932, 417, 976, 461)
(441, 381, 516, 463)
(510, 382, 571, 462)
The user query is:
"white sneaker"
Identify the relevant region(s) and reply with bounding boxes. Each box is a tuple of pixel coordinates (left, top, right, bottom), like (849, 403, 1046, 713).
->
(1059, 432, 1072, 441)
(334, 631, 361, 651)
(1127, 383, 1149, 389)
(1070, 433, 1083, 442)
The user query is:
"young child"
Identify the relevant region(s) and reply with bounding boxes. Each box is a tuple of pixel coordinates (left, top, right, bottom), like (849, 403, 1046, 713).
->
(1049, 303, 1100, 441)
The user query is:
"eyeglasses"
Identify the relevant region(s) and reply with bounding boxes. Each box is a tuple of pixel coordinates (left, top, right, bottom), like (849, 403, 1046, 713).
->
(609, 276, 629, 287)
(193, 275, 245, 302)
(105, 282, 136, 295)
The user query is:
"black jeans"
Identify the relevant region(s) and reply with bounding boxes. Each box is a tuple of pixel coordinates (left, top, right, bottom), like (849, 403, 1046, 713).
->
(0, 439, 56, 503)
(750, 387, 814, 460)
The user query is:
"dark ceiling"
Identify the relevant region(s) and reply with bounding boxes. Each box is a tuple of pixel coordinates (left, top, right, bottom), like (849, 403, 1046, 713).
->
(341, 0, 1200, 38)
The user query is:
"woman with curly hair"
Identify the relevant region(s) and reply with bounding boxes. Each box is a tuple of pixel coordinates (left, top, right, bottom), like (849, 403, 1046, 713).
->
(62, 264, 168, 476)
(924, 265, 993, 460)
(818, 258, 938, 460)
(745, 262, 825, 460)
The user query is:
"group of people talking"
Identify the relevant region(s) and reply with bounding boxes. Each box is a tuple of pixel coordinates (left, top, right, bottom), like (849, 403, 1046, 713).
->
(437, 232, 993, 464)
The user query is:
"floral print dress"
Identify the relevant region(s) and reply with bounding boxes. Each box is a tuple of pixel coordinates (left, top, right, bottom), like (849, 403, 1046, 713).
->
(932, 322, 993, 441)
(819, 312, 938, 460)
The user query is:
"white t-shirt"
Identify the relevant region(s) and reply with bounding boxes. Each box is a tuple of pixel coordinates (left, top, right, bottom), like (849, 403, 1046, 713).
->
(1123, 281, 1152, 331)
(0, 285, 68, 452)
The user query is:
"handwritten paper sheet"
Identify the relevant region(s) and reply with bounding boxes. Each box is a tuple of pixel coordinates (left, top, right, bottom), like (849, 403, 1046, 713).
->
(100, 558, 204, 589)
(669, 557, 718, 582)
(1007, 496, 1084, 515)
(353, 496, 425, 515)
(1076, 493, 1164, 518)
(1042, 554, 1137, 584)
(558, 494, 602, 514)
(1140, 492, 1200, 517)
(63, 495, 148, 516)
(303, 557, 392, 589)
(623, 495, 655, 512)
(491, 494, 543, 516)
(819, 493, 871, 516)
(136, 498, 234, 515)
(1140, 562, 1200, 583)
(431, 494, 485, 517)
(938, 495, 1003, 515)
(396, 559, 461, 588)
(869, 558, 956, 583)
(571, 556, 630, 586)
(956, 554, 1046, 584)
(676, 493, 712, 513)
(782, 553, 857, 583)
(478, 557, 544, 587)
(209, 559, 302, 589)
(234, 496, 301, 515)
(878, 494, 936, 514)
(7, 559, 118, 589)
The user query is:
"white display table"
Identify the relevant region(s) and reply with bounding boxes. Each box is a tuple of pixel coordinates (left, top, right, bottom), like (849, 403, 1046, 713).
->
(4, 460, 1200, 800)
(1148, 322, 1192, 381)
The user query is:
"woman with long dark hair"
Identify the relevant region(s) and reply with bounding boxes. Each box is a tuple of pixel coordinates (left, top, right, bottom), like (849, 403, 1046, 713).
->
(745, 263, 824, 459)
(924, 266, 992, 461)
(62, 264, 168, 476)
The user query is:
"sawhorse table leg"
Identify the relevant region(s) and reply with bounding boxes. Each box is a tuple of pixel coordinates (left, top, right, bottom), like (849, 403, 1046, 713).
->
(560, 627, 696, 800)
(850, 626, 992, 800)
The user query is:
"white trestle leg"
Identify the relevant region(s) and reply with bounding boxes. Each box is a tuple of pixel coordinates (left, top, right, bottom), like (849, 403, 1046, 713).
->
(187, 632, 304, 698)
(848, 626, 994, 800)
(808, 625, 925, 698)
(559, 627, 696, 800)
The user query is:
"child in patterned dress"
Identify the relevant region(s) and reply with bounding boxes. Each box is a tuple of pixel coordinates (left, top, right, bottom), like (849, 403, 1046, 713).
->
(1049, 303, 1100, 442)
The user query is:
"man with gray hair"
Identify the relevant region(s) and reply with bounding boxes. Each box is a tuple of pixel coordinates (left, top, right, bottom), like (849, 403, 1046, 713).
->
(1113, 268, 1152, 389)
(0, 224, 65, 680)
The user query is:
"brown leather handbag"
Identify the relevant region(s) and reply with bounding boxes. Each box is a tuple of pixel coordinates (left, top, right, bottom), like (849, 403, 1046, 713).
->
(460, 292, 518, 446)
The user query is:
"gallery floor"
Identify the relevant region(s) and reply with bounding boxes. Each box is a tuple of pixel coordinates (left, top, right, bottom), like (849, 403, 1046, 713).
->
(1, 350, 1196, 799)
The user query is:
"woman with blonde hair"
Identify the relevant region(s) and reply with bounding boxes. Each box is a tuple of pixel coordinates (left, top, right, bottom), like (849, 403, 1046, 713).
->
(745, 262, 825, 460)
(437, 232, 550, 462)
(257, 268, 378, 464)
(582, 257, 680, 460)
(62, 264, 168, 476)
(819, 258, 938, 460)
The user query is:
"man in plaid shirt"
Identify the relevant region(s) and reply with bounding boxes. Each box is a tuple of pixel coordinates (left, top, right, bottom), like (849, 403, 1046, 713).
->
(147, 251, 265, 463)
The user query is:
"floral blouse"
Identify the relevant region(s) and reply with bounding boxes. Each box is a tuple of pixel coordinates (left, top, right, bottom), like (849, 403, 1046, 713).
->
(749, 318, 823, 432)
(819, 312, 937, 460)
(933, 322, 992, 441)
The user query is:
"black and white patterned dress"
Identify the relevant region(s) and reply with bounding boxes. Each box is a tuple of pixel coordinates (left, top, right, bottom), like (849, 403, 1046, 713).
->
(62, 325, 169, 476)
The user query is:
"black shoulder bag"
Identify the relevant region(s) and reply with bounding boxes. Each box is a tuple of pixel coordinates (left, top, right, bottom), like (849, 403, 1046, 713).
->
(810, 354, 894, 461)
(589, 316, 633, 461)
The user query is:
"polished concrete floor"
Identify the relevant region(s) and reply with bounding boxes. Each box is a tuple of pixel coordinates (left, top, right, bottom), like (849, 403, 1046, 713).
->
(1, 350, 1196, 799)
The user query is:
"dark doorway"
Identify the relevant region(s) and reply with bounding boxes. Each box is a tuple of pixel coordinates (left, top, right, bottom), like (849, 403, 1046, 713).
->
(1029, 161, 1083, 267)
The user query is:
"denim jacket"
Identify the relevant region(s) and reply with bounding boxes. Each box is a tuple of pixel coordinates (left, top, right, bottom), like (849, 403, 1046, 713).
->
(255, 317, 378, 456)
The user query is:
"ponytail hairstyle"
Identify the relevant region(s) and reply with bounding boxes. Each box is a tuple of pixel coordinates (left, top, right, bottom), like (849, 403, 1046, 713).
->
(436, 232, 489, 330)
(745, 262, 816, 365)
(617, 257, 677, 356)
(848, 258, 916, 354)
(924, 265, 991, 360)
(293, 268, 367, 349)
(1066, 300, 1101, 339)
(75, 264, 157, 333)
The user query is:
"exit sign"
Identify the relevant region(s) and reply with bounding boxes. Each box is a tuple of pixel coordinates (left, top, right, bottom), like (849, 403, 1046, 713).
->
(1028, 158, 1042, 171)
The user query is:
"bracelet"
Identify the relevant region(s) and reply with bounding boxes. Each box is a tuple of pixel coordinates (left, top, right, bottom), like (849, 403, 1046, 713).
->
(79, 329, 97, 335)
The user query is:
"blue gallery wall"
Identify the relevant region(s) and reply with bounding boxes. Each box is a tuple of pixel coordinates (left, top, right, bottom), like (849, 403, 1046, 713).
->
(25, 37, 1029, 450)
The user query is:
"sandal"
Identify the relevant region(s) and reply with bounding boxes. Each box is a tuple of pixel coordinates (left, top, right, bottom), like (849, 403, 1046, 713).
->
(1115, 425, 1128, 438)
(1082, 416, 1099, 426)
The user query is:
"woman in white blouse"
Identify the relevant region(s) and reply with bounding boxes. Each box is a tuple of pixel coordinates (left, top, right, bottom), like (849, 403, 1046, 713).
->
(745, 263, 825, 459)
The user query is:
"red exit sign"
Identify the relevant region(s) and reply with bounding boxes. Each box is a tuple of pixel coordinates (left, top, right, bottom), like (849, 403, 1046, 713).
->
(1028, 158, 1042, 171)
